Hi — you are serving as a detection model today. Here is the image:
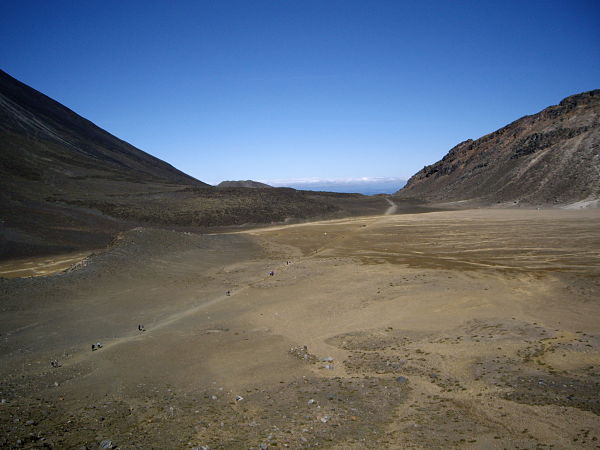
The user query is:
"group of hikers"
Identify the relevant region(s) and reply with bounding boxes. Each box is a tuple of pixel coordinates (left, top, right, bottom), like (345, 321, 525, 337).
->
(224, 261, 292, 297)
(81, 262, 293, 361)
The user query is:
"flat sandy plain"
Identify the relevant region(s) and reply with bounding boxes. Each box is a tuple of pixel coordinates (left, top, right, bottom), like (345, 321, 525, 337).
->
(1, 207, 599, 449)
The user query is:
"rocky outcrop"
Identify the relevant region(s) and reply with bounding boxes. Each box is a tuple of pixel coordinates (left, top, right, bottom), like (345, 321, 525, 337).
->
(396, 90, 600, 206)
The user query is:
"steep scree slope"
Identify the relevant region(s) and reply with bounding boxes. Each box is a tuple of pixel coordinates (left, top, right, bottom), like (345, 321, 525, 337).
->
(396, 90, 600, 206)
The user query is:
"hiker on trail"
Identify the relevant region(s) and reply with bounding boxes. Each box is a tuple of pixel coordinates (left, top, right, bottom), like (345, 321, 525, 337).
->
(226, 290, 231, 296)
(138, 324, 145, 331)
(269, 271, 275, 276)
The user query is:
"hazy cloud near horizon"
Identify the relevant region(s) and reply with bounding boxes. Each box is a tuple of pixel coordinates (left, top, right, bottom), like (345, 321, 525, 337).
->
(266, 176, 406, 186)
(207, 177, 407, 195)
(267, 177, 407, 195)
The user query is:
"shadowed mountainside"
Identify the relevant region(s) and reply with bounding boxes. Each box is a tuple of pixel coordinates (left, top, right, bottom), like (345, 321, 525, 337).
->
(0, 70, 388, 259)
(396, 90, 600, 206)
(0, 70, 206, 187)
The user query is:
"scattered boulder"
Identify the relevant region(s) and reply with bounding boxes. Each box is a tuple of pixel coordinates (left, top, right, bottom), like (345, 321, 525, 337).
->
(288, 345, 317, 363)
(98, 439, 113, 449)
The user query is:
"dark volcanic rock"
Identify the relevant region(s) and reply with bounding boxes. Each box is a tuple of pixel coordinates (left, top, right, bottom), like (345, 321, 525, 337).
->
(396, 90, 600, 206)
(0, 70, 206, 187)
(0, 70, 210, 257)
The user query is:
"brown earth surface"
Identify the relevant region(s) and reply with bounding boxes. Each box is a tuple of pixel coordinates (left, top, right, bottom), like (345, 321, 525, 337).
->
(1, 207, 600, 449)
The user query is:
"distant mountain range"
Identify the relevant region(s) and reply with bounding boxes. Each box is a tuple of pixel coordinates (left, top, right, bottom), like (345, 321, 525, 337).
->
(217, 180, 272, 188)
(396, 90, 600, 207)
(273, 178, 406, 195)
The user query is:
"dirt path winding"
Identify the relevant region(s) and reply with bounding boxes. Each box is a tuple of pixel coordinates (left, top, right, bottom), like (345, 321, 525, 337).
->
(384, 196, 398, 215)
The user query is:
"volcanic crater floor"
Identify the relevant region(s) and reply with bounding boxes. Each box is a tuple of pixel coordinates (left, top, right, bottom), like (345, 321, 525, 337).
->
(1, 208, 600, 449)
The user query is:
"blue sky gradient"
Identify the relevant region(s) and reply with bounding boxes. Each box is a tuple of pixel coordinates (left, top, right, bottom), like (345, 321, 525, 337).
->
(1, 0, 598, 184)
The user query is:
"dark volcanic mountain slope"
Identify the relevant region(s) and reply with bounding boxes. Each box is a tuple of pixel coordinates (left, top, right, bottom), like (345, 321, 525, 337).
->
(0, 70, 212, 257)
(0, 70, 206, 186)
(396, 90, 600, 206)
(0, 71, 389, 259)
(217, 180, 272, 188)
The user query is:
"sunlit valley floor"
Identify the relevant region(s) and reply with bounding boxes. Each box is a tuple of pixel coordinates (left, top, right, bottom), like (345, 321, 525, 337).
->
(1, 208, 599, 449)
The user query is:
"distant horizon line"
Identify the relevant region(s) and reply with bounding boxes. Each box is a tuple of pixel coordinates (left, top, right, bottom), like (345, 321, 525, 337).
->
(208, 176, 407, 186)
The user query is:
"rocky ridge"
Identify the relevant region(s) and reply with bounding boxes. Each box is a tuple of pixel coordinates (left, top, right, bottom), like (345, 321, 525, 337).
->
(396, 90, 600, 206)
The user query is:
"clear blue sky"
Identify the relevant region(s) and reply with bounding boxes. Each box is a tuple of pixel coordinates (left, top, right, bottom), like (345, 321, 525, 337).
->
(1, 1, 598, 184)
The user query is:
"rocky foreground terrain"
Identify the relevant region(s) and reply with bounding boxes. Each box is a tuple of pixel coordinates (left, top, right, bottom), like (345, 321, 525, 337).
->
(1, 208, 599, 448)
(396, 90, 600, 206)
(2, 71, 600, 449)
(0, 70, 388, 259)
